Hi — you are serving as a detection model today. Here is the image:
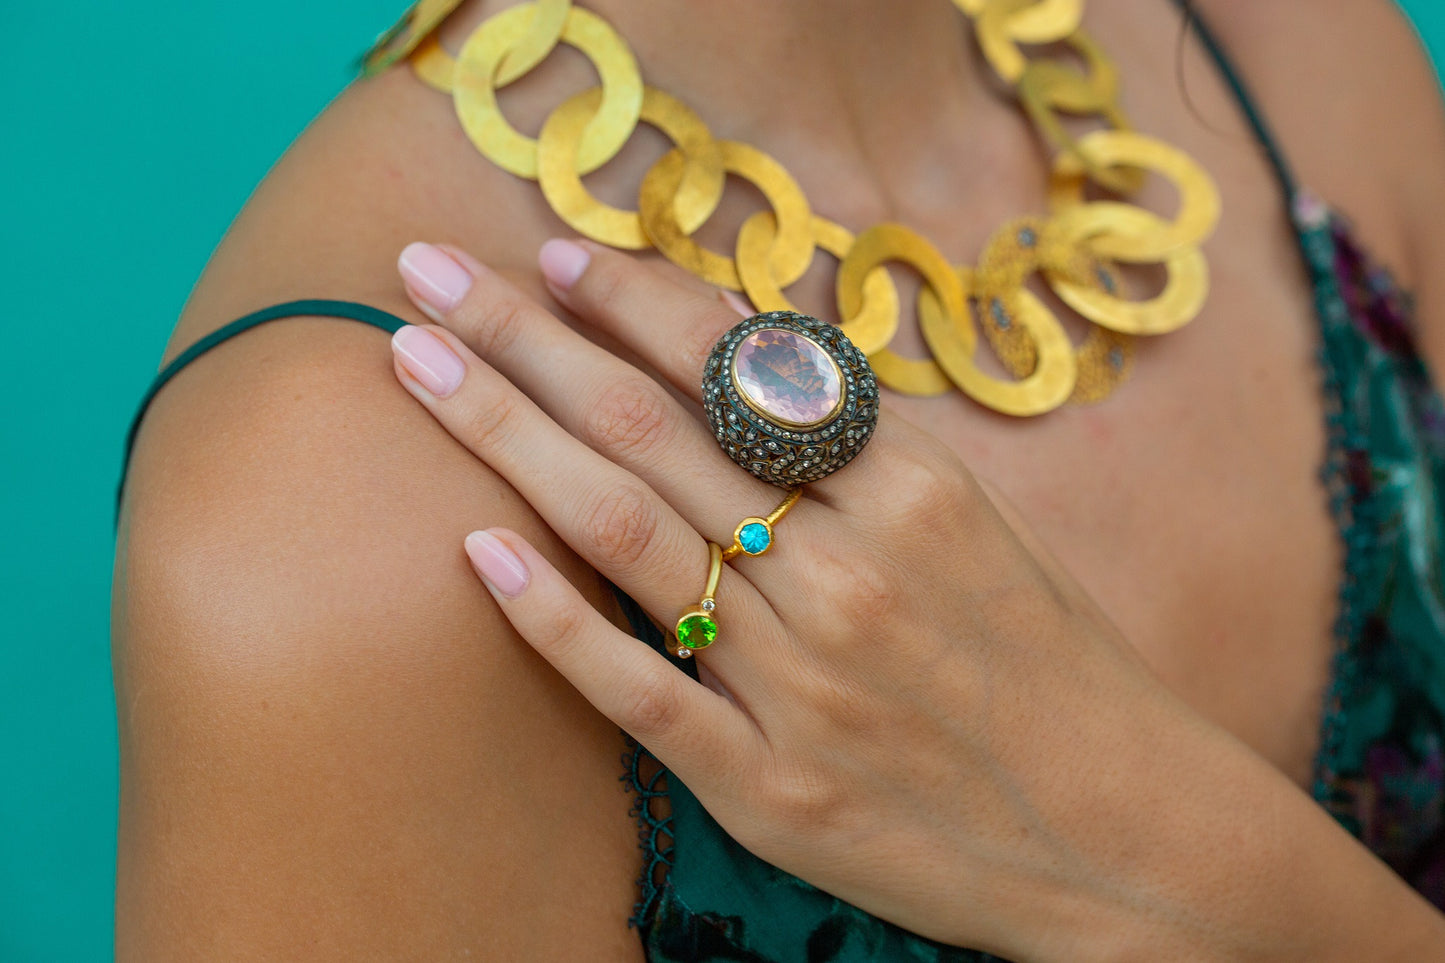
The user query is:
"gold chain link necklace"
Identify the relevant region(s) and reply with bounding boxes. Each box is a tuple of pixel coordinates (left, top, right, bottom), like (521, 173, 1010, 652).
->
(361, 0, 1220, 416)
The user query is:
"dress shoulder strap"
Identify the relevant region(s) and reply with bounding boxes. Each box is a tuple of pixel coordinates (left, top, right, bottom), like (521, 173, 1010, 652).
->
(117, 299, 408, 521)
(1170, 0, 1299, 201)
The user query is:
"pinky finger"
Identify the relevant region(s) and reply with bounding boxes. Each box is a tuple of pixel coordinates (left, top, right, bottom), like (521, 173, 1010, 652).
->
(463, 528, 761, 786)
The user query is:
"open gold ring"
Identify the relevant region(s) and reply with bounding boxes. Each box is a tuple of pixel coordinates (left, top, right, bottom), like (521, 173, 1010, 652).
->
(674, 542, 723, 658)
(721, 488, 802, 561)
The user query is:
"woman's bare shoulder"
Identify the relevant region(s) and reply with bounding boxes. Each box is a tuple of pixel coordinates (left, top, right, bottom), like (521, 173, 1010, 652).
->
(1193, 0, 1445, 372)
(114, 71, 646, 959)
(1191, 0, 1445, 267)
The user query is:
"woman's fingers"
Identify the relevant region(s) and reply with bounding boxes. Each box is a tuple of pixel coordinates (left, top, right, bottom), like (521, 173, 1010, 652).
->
(538, 239, 744, 405)
(390, 322, 717, 618)
(389, 320, 794, 701)
(396, 242, 788, 555)
(540, 239, 961, 515)
(464, 527, 763, 791)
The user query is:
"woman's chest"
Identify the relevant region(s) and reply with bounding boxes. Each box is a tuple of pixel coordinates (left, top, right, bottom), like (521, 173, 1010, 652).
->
(883, 241, 1342, 788)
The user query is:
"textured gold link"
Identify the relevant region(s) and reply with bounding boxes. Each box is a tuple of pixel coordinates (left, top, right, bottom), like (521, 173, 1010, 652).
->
(1070, 324, 1134, 403)
(1049, 206, 1210, 334)
(639, 142, 814, 292)
(841, 225, 1078, 414)
(1016, 33, 1144, 195)
(735, 214, 901, 356)
(409, 0, 572, 95)
(498, 0, 572, 82)
(1050, 130, 1222, 261)
(919, 266, 1079, 416)
(975, 0, 1078, 83)
(373, 0, 1221, 415)
(362, 0, 464, 77)
(969, 218, 1134, 402)
(411, 35, 456, 93)
(839, 226, 961, 397)
(453, 4, 643, 178)
(952, 0, 1083, 45)
(538, 86, 725, 248)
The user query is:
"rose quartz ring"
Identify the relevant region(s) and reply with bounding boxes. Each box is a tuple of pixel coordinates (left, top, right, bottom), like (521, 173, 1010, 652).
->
(702, 310, 879, 487)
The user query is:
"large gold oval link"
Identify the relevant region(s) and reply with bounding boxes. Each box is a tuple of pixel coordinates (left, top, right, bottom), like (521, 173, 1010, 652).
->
(537, 86, 725, 249)
(1047, 206, 1209, 335)
(869, 349, 957, 397)
(1020, 30, 1119, 111)
(1020, 73, 1140, 195)
(974, 0, 1082, 83)
(453, 4, 642, 179)
(974, 0, 1039, 82)
(1049, 130, 1221, 260)
(832, 222, 907, 354)
(733, 213, 901, 354)
(411, 35, 456, 93)
(496, 0, 571, 83)
(923, 284, 1079, 414)
(1001, 0, 1084, 42)
(362, 0, 465, 77)
(820, 218, 903, 356)
(969, 218, 1128, 405)
(1013, 26, 1144, 194)
(912, 255, 1078, 415)
(833, 225, 958, 397)
(952, 0, 1082, 43)
(410, 0, 571, 91)
(638, 141, 813, 291)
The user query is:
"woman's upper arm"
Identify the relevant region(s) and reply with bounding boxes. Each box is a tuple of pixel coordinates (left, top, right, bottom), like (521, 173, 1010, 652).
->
(113, 316, 645, 959)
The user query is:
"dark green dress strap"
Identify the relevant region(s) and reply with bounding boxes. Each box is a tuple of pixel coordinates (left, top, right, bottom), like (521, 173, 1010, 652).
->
(1169, 0, 1299, 200)
(116, 299, 409, 523)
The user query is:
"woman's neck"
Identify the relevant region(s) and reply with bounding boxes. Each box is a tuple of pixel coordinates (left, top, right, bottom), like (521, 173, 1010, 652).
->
(441, 0, 992, 183)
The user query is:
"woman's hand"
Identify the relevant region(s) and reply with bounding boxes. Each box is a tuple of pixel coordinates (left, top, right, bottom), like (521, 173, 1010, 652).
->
(385, 239, 1445, 961)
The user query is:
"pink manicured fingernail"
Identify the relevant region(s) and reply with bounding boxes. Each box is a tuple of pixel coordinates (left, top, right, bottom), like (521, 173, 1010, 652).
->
(392, 325, 466, 397)
(399, 242, 474, 318)
(465, 530, 530, 598)
(538, 238, 591, 290)
(719, 288, 754, 317)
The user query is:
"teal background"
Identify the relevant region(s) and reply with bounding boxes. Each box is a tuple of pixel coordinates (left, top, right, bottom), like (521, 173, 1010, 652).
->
(2, 3, 1442, 959)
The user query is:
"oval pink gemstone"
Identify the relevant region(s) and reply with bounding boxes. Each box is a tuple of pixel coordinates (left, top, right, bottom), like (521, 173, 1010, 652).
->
(732, 328, 842, 427)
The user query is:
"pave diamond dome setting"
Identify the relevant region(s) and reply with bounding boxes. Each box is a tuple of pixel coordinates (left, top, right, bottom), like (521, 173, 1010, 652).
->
(704, 311, 879, 487)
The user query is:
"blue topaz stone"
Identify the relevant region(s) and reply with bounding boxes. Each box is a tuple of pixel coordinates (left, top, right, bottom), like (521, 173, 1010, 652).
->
(738, 521, 772, 555)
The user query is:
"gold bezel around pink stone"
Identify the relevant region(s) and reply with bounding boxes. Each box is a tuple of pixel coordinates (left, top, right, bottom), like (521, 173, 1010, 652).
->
(702, 311, 879, 487)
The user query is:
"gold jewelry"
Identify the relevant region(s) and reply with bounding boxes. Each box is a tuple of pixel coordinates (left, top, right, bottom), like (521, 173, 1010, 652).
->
(706, 312, 879, 487)
(721, 488, 803, 561)
(674, 542, 723, 658)
(361, 0, 1220, 415)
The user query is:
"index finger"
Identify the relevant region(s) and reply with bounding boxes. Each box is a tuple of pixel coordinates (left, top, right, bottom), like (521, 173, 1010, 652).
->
(539, 239, 744, 405)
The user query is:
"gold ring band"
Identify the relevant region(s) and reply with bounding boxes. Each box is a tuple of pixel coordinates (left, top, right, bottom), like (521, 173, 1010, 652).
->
(720, 488, 803, 561)
(674, 542, 723, 658)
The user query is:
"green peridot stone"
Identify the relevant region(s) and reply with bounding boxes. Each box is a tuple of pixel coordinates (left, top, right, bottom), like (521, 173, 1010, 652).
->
(676, 613, 717, 650)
